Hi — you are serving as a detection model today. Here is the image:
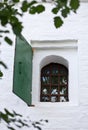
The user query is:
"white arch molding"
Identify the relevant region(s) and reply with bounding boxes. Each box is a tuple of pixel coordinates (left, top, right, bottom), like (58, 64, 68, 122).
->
(40, 55, 69, 69)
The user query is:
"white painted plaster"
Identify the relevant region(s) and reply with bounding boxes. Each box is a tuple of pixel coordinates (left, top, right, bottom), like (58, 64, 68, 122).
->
(1, 2, 88, 130)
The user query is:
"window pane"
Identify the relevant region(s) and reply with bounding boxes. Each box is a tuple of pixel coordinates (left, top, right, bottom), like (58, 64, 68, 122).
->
(60, 86, 67, 95)
(51, 66, 59, 74)
(51, 76, 58, 84)
(60, 96, 68, 102)
(60, 67, 68, 75)
(44, 69, 50, 74)
(41, 96, 49, 102)
(42, 67, 50, 75)
(41, 76, 50, 84)
(60, 76, 68, 85)
(51, 86, 58, 95)
(42, 87, 50, 95)
(51, 96, 58, 102)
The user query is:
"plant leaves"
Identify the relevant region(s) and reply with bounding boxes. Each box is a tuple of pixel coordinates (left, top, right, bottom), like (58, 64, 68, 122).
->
(29, 5, 45, 14)
(0, 3, 3, 8)
(4, 37, 13, 45)
(4, 109, 14, 117)
(70, 0, 80, 11)
(21, 1, 29, 12)
(9, 16, 23, 35)
(52, 7, 59, 14)
(61, 7, 70, 18)
(54, 16, 63, 28)
(12, 0, 19, 3)
(55, 0, 67, 8)
(0, 16, 8, 26)
(36, 5, 45, 14)
(0, 71, 3, 77)
(12, 23, 23, 35)
(29, 6, 36, 14)
(0, 112, 10, 124)
(28, 1, 37, 7)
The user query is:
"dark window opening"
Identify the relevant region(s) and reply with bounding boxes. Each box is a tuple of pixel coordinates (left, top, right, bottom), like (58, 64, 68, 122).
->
(40, 63, 69, 102)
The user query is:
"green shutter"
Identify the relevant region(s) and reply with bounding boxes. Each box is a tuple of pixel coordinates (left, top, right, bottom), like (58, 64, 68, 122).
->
(13, 35, 33, 105)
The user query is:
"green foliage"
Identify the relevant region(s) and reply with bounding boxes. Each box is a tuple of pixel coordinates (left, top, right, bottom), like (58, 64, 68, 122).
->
(21, 0, 37, 12)
(70, 0, 80, 11)
(52, 0, 79, 28)
(52, 7, 59, 14)
(0, 109, 48, 130)
(0, 70, 3, 77)
(54, 16, 63, 28)
(0, 0, 80, 44)
(4, 37, 13, 45)
(12, 0, 20, 3)
(0, 1, 23, 44)
(29, 6, 36, 14)
(29, 5, 45, 14)
(35, 5, 45, 14)
(21, 0, 29, 12)
(61, 7, 70, 18)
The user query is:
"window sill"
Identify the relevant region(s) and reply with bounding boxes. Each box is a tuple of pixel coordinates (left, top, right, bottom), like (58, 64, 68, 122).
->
(34, 102, 79, 108)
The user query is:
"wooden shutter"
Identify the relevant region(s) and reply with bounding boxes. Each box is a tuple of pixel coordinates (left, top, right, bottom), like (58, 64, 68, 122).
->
(13, 35, 33, 105)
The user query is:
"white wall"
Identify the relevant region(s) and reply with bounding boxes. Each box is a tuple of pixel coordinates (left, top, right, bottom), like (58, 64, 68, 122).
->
(1, 1, 88, 130)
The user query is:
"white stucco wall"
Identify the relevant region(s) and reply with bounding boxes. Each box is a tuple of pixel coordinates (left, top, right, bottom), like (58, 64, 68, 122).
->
(1, 1, 88, 130)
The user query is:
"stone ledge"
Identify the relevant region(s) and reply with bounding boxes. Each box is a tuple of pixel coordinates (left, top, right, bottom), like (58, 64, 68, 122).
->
(31, 39, 78, 49)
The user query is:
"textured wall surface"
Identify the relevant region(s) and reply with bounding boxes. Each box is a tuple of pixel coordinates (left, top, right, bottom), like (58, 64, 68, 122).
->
(0, 2, 88, 130)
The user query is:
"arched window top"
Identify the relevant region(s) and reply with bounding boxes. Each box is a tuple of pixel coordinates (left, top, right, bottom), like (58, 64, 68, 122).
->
(40, 63, 69, 102)
(40, 55, 69, 69)
(41, 63, 68, 75)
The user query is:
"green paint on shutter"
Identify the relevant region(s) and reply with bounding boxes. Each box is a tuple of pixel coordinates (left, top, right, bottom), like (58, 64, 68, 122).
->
(13, 35, 33, 105)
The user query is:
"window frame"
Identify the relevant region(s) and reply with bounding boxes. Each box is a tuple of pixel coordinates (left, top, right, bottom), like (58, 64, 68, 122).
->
(40, 63, 69, 102)
(31, 39, 78, 106)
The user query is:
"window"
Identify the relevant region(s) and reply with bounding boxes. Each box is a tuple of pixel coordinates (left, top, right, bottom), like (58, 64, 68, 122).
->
(40, 63, 69, 102)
